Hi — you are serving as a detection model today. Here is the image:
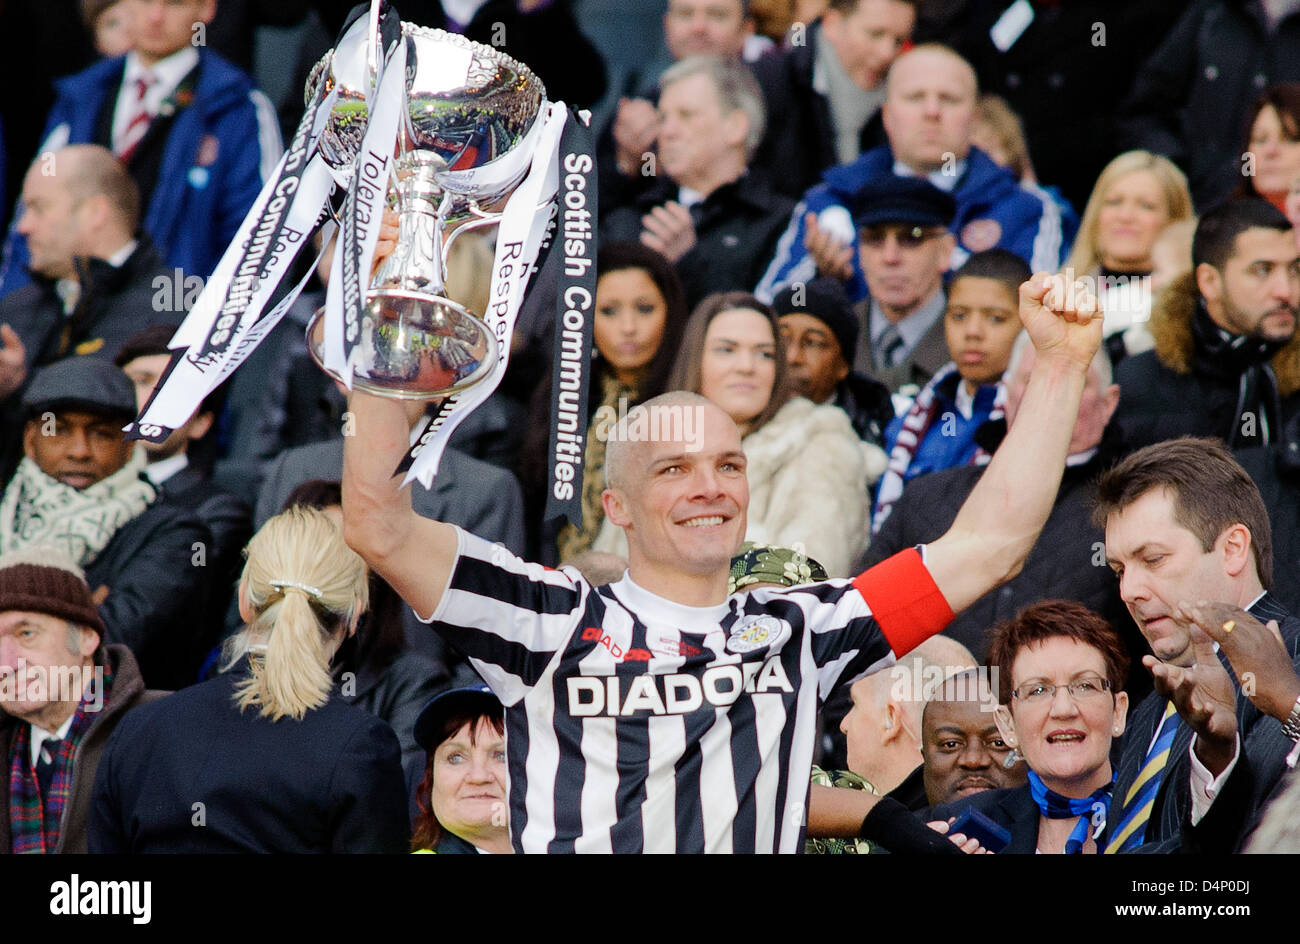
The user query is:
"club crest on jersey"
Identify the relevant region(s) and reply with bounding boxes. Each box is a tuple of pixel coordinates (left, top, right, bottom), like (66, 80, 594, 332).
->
(726, 615, 780, 654)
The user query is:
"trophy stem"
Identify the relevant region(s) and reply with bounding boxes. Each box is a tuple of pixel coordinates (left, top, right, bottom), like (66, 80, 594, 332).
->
(371, 152, 448, 295)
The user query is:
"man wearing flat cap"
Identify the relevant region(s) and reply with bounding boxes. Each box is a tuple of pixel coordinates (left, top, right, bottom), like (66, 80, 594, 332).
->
(0, 357, 212, 689)
(0, 545, 164, 854)
(850, 175, 957, 393)
(773, 276, 893, 446)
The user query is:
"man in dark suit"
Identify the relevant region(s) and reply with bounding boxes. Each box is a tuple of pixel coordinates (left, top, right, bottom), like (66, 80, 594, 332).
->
(602, 56, 794, 311)
(115, 326, 251, 656)
(1097, 437, 1300, 852)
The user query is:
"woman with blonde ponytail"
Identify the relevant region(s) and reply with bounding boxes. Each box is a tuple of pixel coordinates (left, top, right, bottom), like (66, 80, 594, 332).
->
(88, 508, 410, 853)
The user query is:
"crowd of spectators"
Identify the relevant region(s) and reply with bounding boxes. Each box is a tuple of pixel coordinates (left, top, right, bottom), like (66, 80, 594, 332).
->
(6, 0, 1300, 856)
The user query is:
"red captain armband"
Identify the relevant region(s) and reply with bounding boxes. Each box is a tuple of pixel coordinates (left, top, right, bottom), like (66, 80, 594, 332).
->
(852, 548, 954, 657)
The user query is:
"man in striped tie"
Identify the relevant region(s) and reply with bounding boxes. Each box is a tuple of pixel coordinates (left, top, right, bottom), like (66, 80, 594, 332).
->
(1098, 437, 1300, 852)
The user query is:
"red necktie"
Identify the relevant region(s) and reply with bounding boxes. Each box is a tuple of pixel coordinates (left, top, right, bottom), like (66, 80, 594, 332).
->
(116, 73, 155, 162)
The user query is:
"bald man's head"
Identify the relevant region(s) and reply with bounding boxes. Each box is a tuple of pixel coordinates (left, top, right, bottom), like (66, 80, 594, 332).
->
(45, 145, 140, 233)
(841, 636, 975, 791)
(604, 391, 724, 493)
(882, 44, 979, 172)
(601, 391, 749, 580)
(18, 145, 139, 280)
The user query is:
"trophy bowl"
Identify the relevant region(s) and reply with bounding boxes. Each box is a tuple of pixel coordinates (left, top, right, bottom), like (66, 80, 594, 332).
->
(306, 23, 546, 398)
(306, 290, 497, 399)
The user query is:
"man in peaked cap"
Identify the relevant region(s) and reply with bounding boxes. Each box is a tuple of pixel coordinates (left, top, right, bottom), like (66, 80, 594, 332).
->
(0, 357, 213, 689)
(850, 175, 957, 393)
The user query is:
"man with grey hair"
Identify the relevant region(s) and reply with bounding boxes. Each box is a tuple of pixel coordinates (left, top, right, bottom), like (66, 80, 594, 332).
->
(861, 330, 1142, 669)
(602, 55, 795, 309)
(0, 545, 163, 854)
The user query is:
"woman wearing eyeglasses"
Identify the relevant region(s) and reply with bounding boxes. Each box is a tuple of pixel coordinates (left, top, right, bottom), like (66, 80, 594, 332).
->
(929, 600, 1129, 854)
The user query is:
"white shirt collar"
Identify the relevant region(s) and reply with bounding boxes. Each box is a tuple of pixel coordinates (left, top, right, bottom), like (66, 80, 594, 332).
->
(610, 571, 731, 633)
(893, 158, 965, 192)
(145, 451, 189, 485)
(30, 714, 77, 769)
(105, 239, 138, 268)
(677, 186, 705, 209)
(1065, 446, 1098, 468)
(124, 46, 199, 97)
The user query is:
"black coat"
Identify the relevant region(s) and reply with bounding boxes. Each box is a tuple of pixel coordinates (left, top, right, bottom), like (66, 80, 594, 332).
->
(1114, 273, 1300, 451)
(1117, 0, 1300, 208)
(84, 498, 215, 692)
(748, 22, 886, 201)
(860, 436, 1142, 669)
(1114, 347, 1300, 452)
(89, 657, 409, 853)
(929, 783, 1040, 854)
(155, 463, 253, 663)
(948, 0, 1186, 210)
(602, 173, 795, 311)
(832, 371, 894, 448)
(1236, 427, 1300, 615)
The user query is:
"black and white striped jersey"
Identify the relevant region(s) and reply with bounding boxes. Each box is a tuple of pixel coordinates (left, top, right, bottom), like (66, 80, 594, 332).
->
(418, 528, 953, 853)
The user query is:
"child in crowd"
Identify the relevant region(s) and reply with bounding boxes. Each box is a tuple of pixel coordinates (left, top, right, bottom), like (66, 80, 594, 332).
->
(871, 250, 1031, 533)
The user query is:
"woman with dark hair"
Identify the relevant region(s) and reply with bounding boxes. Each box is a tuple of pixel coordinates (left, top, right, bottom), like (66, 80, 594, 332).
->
(522, 241, 690, 563)
(593, 291, 885, 574)
(1236, 84, 1300, 214)
(281, 479, 447, 775)
(411, 687, 511, 854)
(930, 600, 1130, 854)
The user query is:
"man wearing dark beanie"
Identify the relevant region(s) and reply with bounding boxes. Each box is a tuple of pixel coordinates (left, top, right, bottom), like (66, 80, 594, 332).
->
(0, 546, 163, 854)
(774, 276, 894, 447)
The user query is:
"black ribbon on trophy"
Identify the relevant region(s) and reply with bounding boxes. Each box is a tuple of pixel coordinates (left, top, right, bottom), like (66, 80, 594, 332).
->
(127, 0, 596, 523)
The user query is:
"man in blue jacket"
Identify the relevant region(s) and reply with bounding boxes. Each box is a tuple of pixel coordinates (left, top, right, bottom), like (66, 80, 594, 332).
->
(0, 0, 281, 297)
(756, 44, 1065, 305)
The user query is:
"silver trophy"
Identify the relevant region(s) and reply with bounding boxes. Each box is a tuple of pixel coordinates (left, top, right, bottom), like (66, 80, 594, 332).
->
(306, 23, 546, 399)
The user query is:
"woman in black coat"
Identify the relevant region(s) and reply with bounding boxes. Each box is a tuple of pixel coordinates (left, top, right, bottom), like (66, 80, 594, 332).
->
(88, 506, 409, 853)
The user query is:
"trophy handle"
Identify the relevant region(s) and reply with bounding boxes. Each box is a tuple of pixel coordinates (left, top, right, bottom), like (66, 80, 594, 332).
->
(441, 198, 556, 259)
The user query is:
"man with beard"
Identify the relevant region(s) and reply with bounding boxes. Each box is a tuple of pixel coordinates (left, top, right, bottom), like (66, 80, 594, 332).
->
(1114, 198, 1300, 450)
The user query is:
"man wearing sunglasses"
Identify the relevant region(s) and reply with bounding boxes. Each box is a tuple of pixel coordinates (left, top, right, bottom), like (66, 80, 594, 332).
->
(851, 175, 956, 393)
